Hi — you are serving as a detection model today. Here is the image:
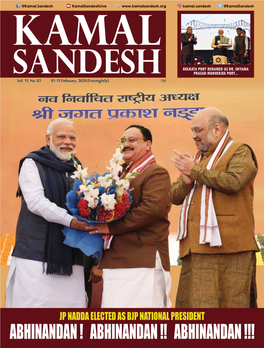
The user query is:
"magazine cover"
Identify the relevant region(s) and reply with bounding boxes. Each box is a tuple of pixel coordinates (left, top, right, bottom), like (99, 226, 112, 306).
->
(1, 0, 264, 346)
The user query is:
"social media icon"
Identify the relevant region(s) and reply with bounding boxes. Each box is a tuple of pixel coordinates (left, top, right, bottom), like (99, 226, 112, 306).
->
(218, 4, 223, 8)
(16, 4, 21, 8)
(67, 4, 71, 8)
(177, 4, 182, 8)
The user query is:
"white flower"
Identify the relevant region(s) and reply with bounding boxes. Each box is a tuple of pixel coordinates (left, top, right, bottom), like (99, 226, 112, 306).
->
(71, 171, 80, 180)
(116, 186, 125, 195)
(109, 158, 119, 168)
(71, 165, 88, 180)
(79, 184, 89, 193)
(98, 174, 113, 188)
(84, 195, 98, 209)
(81, 166, 88, 176)
(115, 178, 130, 195)
(83, 186, 100, 208)
(109, 159, 123, 175)
(101, 193, 116, 211)
(112, 150, 124, 162)
(103, 147, 124, 180)
(87, 185, 99, 197)
(112, 167, 123, 177)
(108, 170, 121, 183)
(106, 166, 123, 178)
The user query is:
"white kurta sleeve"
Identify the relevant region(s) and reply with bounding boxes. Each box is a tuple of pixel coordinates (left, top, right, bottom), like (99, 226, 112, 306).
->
(245, 37, 249, 50)
(18, 158, 73, 227)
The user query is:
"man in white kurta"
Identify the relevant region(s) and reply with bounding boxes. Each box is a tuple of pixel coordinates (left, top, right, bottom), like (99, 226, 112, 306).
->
(6, 119, 95, 308)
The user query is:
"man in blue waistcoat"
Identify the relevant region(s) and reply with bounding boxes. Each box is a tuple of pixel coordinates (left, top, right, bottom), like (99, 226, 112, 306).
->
(5, 119, 101, 307)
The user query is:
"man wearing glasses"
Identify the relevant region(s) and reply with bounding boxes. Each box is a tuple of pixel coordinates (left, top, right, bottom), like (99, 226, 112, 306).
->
(5, 119, 98, 308)
(170, 107, 259, 308)
(88, 125, 172, 308)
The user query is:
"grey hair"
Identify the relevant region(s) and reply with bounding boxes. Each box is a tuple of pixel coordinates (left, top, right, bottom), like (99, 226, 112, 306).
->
(187, 26, 192, 30)
(210, 114, 229, 128)
(46, 119, 74, 135)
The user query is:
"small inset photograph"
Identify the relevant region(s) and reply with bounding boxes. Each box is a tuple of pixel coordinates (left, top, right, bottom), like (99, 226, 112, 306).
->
(178, 12, 254, 78)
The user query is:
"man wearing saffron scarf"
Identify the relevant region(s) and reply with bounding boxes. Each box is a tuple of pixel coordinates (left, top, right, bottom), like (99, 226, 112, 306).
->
(170, 107, 259, 308)
(6, 119, 99, 308)
(88, 125, 172, 308)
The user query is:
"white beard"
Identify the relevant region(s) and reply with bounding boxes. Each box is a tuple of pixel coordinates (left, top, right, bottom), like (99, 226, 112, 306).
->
(49, 138, 76, 161)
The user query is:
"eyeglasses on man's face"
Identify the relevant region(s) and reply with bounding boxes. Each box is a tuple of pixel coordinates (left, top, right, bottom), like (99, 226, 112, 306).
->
(190, 123, 216, 135)
(120, 136, 145, 144)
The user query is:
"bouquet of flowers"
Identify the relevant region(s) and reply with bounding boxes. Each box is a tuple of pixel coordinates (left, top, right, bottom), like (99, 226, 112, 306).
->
(62, 138, 138, 258)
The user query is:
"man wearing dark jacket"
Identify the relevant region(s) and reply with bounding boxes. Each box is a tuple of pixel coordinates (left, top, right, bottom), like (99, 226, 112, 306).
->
(181, 26, 197, 64)
(6, 119, 101, 307)
(233, 27, 248, 64)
